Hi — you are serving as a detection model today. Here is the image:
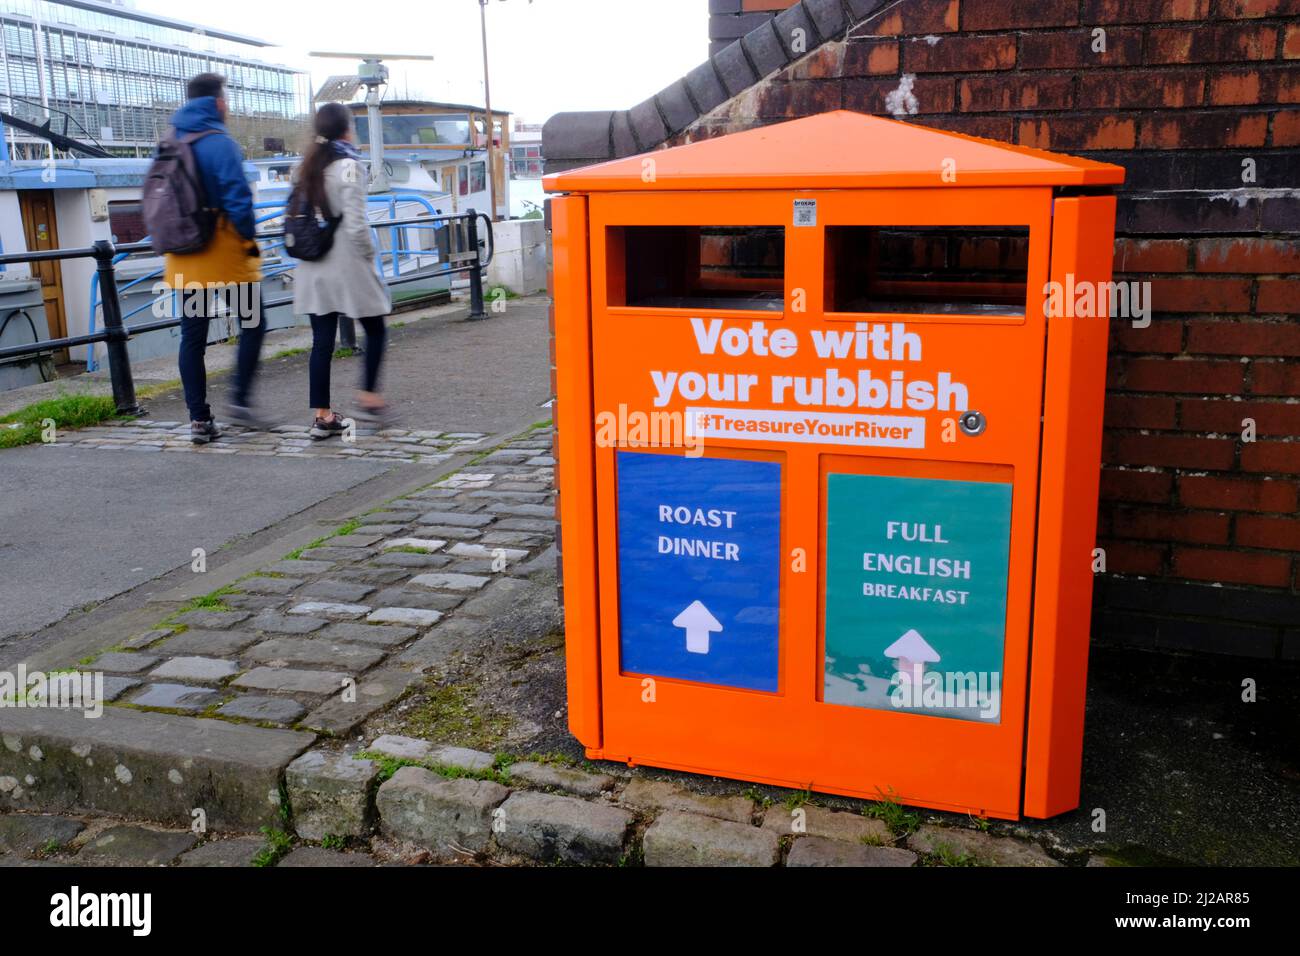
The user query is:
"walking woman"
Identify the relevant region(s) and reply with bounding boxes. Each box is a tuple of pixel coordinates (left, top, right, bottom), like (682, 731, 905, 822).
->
(292, 102, 393, 439)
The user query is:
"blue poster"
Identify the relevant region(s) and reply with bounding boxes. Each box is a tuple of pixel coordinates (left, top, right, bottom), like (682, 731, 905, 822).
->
(616, 452, 781, 692)
(824, 474, 1013, 723)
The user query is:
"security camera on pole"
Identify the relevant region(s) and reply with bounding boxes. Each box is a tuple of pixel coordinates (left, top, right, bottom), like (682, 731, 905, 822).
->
(308, 51, 436, 194)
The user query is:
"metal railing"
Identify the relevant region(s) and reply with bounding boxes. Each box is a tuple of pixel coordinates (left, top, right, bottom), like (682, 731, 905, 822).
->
(0, 208, 494, 415)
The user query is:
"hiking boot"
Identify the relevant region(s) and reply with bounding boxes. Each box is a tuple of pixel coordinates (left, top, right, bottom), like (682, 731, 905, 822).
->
(191, 420, 221, 445)
(310, 412, 348, 441)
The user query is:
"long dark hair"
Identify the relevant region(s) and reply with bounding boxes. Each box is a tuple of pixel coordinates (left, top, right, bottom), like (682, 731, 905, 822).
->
(297, 102, 353, 211)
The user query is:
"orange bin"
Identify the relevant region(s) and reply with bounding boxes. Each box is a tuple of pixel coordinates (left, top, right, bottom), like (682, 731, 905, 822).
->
(544, 111, 1124, 819)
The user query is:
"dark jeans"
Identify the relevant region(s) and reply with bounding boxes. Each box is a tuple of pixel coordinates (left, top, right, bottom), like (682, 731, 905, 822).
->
(178, 285, 267, 423)
(308, 313, 386, 410)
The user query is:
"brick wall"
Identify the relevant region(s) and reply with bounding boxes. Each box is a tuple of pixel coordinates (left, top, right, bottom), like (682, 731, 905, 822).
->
(710, 1, 802, 55)
(545, 0, 1300, 659)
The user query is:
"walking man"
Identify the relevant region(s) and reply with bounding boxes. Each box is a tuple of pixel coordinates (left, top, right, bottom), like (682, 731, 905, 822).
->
(161, 73, 268, 443)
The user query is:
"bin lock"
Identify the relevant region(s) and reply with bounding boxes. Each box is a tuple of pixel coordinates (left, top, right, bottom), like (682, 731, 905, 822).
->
(959, 410, 987, 437)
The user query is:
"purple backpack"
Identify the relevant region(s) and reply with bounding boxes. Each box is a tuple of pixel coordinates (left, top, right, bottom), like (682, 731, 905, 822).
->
(142, 129, 220, 255)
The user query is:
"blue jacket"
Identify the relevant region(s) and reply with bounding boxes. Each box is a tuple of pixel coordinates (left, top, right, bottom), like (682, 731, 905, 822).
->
(168, 97, 256, 240)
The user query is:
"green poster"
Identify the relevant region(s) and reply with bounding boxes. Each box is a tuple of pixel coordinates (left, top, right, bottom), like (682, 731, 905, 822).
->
(823, 474, 1013, 724)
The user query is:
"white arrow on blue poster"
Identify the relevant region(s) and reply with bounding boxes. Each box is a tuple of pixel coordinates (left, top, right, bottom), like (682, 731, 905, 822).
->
(673, 600, 722, 655)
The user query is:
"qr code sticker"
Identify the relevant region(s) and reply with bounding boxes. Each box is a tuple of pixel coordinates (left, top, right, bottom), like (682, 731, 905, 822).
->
(793, 199, 817, 227)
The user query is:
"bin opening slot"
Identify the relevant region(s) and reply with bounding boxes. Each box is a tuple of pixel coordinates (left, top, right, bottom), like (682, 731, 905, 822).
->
(609, 225, 785, 312)
(826, 226, 1029, 317)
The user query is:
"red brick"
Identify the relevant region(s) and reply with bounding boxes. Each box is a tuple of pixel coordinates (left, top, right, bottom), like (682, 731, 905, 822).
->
(1113, 433, 1237, 469)
(1212, 0, 1300, 17)
(1287, 24, 1300, 59)
(1242, 441, 1300, 473)
(1079, 70, 1204, 109)
(1187, 317, 1300, 355)
(1125, 357, 1245, 394)
(1194, 238, 1300, 273)
(1097, 539, 1168, 575)
(1147, 277, 1253, 313)
(1237, 514, 1300, 550)
(1018, 29, 1145, 69)
(958, 75, 1074, 112)
(1120, 507, 1231, 544)
(1207, 68, 1300, 106)
(841, 38, 899, 76)
(962, 0, 1079, 30)
(1257, 279, 1300, 314)
(1275, 110, 1300, 146)
(1250, 361, 1300, 396)
(902, 35, 1017, 73)
(842, 76, 955, 114)
(1083, 0, 1211, 21)
(1173, 547, 1292, 586)
(1179, 475, 1299, 512)
(1019, 116, 1137, 150)
(788, 44, 844, 81)
(1146, 24, 1279, 64)
(1116, 238, 1192, 273)
(1139, 112, 1269, 149)
(755, 80, 842, 118)
(854, 0, 959, 37)
(1106, 394, 1179, 429)
(1180, 398, 1300, 435)
(1101, 468, 1176, 504)
(921, 113, 1016, 140)
(1112, 319, 1184, 354)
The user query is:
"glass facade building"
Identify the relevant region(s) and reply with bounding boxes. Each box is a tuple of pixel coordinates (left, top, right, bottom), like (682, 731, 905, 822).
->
(0, 0, 309, 158)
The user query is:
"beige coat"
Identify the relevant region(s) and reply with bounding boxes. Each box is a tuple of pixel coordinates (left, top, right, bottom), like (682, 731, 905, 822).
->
(292, 158, 392, 319)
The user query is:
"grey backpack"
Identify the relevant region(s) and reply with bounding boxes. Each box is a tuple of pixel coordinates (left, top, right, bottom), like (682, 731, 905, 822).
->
(142, 129, 220, 255)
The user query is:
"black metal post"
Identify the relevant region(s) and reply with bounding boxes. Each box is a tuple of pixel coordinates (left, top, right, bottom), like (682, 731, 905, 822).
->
(92, 239, 141, 415)
(466, 208, 487, 320)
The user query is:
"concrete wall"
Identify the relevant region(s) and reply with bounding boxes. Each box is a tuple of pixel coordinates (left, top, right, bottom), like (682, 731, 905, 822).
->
(486, 218, 548, 296)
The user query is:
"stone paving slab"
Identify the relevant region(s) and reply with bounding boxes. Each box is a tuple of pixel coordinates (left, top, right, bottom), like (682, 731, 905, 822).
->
(621, 778, 755, 824)
(760, 804, 891, 845)
(495, 790, 632, 864)
(376, 767, 509, 858)
(244, 634, 384, 671)
(217, 696, 307, 726)
(232, 668, 351, 696)
(507, 762, 615, 798)
(128, 683, 223, 712)
(154, 629, 260, 657)
(0, 813, 85, 856)
(79, 825, 198, 866)
(300, 669, 418, 736)
(277, 846, 377, 867)
(148, 657, 240, 684)
(642, 811, 780, 867)
(907, 825, 1061, 866)
(787, 836, 918, 867)
(177, 836, 264, 867)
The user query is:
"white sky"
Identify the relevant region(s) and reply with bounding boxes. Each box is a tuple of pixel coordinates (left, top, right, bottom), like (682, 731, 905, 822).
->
(131, 0, 709, 124)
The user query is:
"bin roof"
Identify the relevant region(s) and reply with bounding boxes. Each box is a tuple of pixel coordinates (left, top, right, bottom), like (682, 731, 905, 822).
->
(543, 110, 1126, 192)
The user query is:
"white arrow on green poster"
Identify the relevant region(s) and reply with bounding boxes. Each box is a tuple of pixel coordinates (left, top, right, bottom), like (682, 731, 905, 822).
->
(673, 600, 722, 655)
(885, 628, 940, 679)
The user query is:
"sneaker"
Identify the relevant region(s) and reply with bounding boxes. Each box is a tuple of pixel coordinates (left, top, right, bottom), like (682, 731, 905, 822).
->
(225, 402, 270, 430)
(310, 412, 348, 441)
(191, 420, 221, 445)
(352, 403, 396, 427)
